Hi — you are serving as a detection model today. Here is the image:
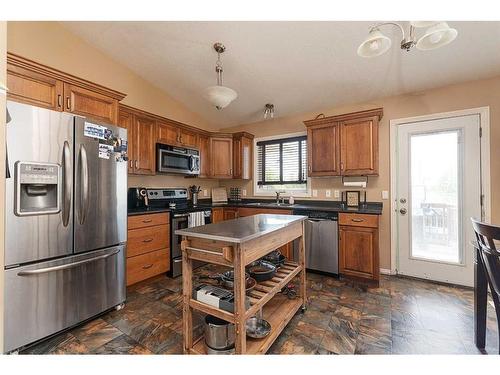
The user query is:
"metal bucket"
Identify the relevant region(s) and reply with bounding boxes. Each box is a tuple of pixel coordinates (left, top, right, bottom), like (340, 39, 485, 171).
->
(204, 315, 235, 350)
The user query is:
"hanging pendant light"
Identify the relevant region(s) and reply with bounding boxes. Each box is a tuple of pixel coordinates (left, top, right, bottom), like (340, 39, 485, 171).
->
(263, 103, 275, 119)
(357, 29, 392, 58)
(203, 42, 238, 110)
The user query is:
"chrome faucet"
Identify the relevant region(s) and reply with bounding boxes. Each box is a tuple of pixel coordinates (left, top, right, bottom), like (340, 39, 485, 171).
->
(276, 191, 285, 205)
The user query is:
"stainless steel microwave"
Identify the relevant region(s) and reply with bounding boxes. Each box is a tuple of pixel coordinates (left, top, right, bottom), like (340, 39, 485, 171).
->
(156, 143, 200, 175)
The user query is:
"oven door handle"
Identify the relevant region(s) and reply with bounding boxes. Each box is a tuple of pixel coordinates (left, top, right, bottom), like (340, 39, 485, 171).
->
(173, 213, 190, 218)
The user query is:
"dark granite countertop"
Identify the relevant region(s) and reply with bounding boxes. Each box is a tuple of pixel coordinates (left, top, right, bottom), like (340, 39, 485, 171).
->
(128, 198, 383, 216)
(127, 207, 171, 216)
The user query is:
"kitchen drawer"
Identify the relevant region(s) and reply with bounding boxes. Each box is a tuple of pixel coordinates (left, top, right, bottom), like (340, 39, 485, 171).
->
(127, 224, 169, 257)
(128, 213, 169, 230)
(127, 247, 169, 286)
(339, 213, 378, 228)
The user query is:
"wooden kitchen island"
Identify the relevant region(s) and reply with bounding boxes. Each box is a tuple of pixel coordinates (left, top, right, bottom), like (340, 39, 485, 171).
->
(176, 214, 307, 354)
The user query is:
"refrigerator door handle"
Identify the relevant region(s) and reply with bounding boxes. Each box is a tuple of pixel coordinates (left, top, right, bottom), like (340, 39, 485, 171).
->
(62, 141, 71, 227)
(79, 144, 89, 225)
(17, 249, 120, 276)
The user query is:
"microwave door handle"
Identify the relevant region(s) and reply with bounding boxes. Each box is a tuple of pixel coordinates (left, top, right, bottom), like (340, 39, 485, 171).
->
(189, 155, 195, 171)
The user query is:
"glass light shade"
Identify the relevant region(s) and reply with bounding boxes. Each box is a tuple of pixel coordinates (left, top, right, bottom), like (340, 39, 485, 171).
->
(410, 21, 438, 28)
(203, 85, 238, 110)
(416, 22, 458, 50)
(357, 30, 392, 58)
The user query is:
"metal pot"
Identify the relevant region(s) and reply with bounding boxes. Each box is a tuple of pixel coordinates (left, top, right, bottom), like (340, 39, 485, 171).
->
(206, 346, 235, 355)
(204, 315, 235, 350)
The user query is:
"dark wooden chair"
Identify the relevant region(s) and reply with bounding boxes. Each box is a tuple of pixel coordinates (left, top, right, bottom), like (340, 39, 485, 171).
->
(471, 218, 500, 353)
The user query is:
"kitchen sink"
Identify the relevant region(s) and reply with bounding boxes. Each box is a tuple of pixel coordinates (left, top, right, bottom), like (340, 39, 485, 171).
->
(240, 202, 295, 207)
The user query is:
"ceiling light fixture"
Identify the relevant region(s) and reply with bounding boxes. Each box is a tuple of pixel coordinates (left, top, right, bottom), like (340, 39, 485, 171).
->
(357, 21, 458, 58)
(203, 42, 238, 110)
(263, 103, 275, 119)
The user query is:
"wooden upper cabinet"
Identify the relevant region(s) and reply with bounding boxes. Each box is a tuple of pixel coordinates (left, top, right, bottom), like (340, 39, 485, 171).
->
(7, 63, 64, 111)
(340, 117, 379, 175)
(307, 123, 340, 176)
(63, 83, 118, 125)
(304, 108, 382, 176)
(232, 132, 254, 180)
(132, 114, 156, 175)
(198, 134, 211, 178)
(210, 136, 233, 179)
(157, 121, 180, 145)
(179, 128, 198, 148)
(6, 53, 126, 124)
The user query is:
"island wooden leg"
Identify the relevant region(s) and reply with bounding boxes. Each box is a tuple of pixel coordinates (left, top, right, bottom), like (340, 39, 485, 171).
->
(299, 224, 307, 311)
(233, 244, 247, 354)
(182, 239, 193, 354)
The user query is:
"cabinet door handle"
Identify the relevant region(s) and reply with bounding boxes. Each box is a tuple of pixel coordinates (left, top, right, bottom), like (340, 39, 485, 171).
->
(308, 165, 311, 172)
(66, 97, 71, 110)
(340, 162, 344, 171)
(57, 94, 62, 108)
(142, 219, 153, 223)
(142, 264, 153, 269)
(142, 238, 154, 243)
(129, 160, 133, 169)
(135, 160, 139, 169)
(351, 218, 364, 222)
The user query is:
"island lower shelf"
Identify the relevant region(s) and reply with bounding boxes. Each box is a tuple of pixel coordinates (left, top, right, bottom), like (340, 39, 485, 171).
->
(191, 293, 302, 355)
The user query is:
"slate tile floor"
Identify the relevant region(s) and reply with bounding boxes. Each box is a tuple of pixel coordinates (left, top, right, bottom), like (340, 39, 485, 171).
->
(21, 265, 499, 355)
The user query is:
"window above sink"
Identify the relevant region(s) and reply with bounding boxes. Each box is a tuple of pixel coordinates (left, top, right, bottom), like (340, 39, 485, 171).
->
(253, 132, 311, 197)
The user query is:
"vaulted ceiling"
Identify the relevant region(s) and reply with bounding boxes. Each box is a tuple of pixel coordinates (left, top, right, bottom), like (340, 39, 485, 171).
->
(62, 21, 500, 127)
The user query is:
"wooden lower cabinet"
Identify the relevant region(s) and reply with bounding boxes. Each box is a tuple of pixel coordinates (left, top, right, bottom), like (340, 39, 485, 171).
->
(127, 213, 170, 286)
(223, 208, 239, 220)
(339, 213, 379, 282)
(211, 208, 224, 223)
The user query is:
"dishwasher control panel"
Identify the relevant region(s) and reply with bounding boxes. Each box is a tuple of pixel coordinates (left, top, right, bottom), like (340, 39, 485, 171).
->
(293, 209, 338, 220)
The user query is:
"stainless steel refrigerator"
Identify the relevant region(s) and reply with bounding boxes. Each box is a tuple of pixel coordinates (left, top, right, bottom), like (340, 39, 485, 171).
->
(4, 101, 128, 353)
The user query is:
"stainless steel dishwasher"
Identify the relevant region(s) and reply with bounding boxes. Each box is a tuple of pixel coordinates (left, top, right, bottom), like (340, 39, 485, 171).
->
(294, 209, 339, 275)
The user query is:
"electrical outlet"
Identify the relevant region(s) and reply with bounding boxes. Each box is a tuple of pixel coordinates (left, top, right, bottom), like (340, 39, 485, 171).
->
(325, 190, 331, 198)
(312, 189, 318, 197)
(334, 190, 340, 199)
(382, 190, 389, 200)
(203, 189, 208, 197)
(242, 189, 247, 196)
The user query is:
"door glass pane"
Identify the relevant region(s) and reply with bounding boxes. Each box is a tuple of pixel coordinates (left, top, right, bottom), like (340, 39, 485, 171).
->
(410, 130, 461, 263)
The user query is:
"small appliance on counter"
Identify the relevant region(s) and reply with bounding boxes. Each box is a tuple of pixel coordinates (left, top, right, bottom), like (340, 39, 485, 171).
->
(127, 187, 149, 209)
(229, 187, 242, 201)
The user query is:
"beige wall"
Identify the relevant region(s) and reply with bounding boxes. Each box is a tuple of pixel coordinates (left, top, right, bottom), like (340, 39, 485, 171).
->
(0, 21, 6, 353)
(220, 76, 500, 269)
(7, 21, 223, 191)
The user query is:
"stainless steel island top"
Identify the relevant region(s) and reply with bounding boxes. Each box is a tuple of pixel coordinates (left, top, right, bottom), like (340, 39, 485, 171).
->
(175, 213, 307, 243)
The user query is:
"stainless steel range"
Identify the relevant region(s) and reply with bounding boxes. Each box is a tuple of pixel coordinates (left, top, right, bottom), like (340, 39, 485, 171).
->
(140, 188, 211, 277)
(4, 101, 128, 353)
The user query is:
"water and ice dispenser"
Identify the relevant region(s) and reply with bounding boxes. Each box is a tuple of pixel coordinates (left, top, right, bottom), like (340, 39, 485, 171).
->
(14, 161, 60, 216)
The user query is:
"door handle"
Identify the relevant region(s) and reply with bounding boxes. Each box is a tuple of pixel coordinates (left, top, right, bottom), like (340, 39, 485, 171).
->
(135, 160, 139, 169)
(66, 97, 71, 110)
(62, 141, 71, 227)
(57, 94, 62, 108)
(400, 208, 407, 215)
(79, 144, 89, 225)
(17, 249, 120, 276)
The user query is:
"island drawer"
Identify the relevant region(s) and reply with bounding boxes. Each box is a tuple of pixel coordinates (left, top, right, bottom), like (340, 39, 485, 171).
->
(128, 213, 169, 230)
(339, 213, 378, 228)
(128, 224, 169, 258)
(126, 247, 170, 286)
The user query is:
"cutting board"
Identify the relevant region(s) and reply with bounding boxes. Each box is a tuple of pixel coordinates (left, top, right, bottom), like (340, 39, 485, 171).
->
(211, 188, 228, 203)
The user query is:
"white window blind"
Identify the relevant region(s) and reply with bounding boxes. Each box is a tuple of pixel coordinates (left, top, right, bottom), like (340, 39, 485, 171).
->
(256, 136, 307, 185)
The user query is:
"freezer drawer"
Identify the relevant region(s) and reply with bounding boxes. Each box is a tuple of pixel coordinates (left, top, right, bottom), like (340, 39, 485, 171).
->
(4, 245, 126, 353)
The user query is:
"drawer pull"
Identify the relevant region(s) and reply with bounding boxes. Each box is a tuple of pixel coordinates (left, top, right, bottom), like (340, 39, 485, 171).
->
(351, 218, 364, 222)
(142, 219, 153, 223)
(142, 264, 153, 269)
(142, 238, 154, 243)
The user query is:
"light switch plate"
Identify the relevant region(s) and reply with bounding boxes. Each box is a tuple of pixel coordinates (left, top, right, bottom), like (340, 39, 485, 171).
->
(382, 190, 389, 200)
(325, 190, 331, 198)
(334, 190, 340, 199)
(203, 189, 208, 197)
(312, 189, 318, 197)
(242, 189, 247, 196)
